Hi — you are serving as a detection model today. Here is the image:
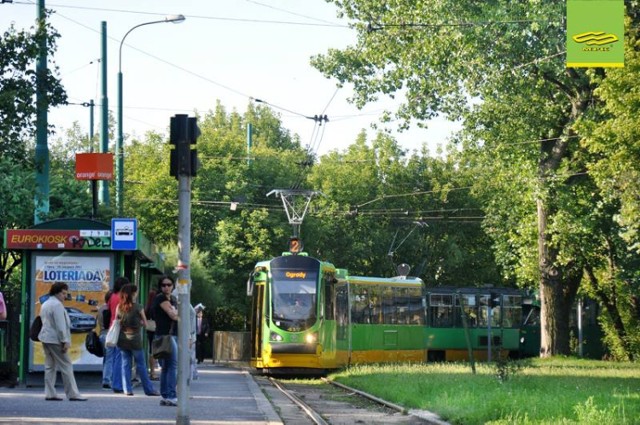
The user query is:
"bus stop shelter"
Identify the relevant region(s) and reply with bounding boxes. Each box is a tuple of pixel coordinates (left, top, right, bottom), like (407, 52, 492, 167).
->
(3, 217, 164, 385)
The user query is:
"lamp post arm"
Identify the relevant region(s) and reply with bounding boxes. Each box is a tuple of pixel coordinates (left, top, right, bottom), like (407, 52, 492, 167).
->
(118, 19, 167, 72)
(116, 13, 185, 216)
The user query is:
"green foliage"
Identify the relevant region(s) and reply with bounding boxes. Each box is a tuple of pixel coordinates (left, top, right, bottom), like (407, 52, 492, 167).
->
(212, 306, 246, 331)
(0, 157, 35, 230)
(157, 244, 220, 314)
(124, 102, 307, 321)
(0, 20, 66, 162)
(493, 357, 522, 383)
(331, 359, 639, 424)
(307, 131, 501, 284)
(573, 397, 623, 425)
(577, 20, 640, 254)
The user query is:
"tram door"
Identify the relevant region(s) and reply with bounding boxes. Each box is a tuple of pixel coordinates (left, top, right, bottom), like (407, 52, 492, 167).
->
(250, 282, 265, 362)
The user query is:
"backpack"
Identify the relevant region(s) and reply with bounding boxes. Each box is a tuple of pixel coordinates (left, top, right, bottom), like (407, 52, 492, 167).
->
(85, 330, 104, 357)
(29, 316, 42, 342)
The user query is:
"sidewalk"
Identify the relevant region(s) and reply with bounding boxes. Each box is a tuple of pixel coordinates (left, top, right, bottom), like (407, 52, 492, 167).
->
(0, 363, 282, 425)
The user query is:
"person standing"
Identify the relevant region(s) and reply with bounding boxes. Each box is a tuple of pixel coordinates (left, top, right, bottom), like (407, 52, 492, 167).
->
(144, 289, 158, 380)
(38, 282, 87, 401)
(108, 276, 129, 394)
(0, 284, 7, 321)
(195, 307, 209, 364)
(153, 276, 178, 406)
(97, 290, 112, 389)
(189, 303, 197, 382)
(116, 284, 160, 396)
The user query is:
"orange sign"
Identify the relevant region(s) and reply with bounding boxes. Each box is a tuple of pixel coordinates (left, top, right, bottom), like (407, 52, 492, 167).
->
(75, 153, 114, 180)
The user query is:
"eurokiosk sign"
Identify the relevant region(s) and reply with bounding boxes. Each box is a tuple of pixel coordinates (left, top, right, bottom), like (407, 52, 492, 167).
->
(3, 218, 164, 383)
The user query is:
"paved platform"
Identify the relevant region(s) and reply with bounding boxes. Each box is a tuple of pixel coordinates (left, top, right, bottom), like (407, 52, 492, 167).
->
(0, 363, 282, 425)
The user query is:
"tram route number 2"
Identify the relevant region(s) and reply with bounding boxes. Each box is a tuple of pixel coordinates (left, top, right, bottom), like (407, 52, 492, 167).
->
(289, 237, 303, 254)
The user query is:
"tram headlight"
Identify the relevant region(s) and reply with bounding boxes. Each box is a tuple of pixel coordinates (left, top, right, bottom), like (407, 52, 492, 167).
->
(270, 332, 283, 342)
(305, 332, 317, 344)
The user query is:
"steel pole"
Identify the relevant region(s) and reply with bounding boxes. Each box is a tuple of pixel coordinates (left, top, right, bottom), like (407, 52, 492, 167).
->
(34, 0, 49, 223)
(116, 70, 123, 216)
(176, 173, 192, 425)
(99, 21, 109, 206)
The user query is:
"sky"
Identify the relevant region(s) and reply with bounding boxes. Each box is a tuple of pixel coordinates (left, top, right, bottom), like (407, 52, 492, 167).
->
(1, 0, 459, 157)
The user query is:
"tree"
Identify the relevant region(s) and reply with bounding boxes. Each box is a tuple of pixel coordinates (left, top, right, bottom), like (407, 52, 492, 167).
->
(0, 17, 67, 286)
(124, 102, 308, 321)
(311, 1, 640, 355)
(573, 19, 640, 360)
(0, 21, 66, 162)
(0, 157, 34, 286)
(304, 130, 496, 283)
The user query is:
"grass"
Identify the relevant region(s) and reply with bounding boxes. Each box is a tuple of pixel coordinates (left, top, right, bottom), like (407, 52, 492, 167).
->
(326, 358, 640, 425)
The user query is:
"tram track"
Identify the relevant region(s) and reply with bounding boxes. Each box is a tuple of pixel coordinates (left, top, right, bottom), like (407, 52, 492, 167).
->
(256, 374, 437, 425)
(269, 377, 329, 425)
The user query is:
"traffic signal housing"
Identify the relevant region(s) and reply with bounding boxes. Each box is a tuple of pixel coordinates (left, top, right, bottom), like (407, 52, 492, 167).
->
(169, 114, 200, 178)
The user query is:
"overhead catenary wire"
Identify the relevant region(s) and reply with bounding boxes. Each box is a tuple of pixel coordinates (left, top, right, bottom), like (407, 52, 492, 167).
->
(12, 0, 578, 171)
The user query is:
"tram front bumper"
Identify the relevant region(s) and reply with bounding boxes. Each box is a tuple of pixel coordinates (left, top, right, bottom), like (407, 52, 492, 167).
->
(263, 342, 324, 369)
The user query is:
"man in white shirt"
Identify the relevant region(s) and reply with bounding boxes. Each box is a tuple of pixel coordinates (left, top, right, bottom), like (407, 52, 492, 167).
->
(38, 282, 87, 401)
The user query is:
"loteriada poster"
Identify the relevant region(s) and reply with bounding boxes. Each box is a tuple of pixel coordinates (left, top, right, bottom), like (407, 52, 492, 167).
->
(30, 252, 113, 371)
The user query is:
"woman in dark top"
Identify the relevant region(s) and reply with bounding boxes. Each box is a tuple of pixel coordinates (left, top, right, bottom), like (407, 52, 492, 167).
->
(117, 284, 159, 396)
(153, 275, 179, 406)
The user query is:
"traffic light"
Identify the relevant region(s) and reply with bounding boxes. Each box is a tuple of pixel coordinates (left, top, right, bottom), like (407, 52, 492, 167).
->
(169, 114, 200, 178)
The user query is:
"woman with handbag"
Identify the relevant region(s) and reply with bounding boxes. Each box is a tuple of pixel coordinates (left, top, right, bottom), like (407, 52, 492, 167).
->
(116, 284, 160, 397)
(153, 276, 179, 407)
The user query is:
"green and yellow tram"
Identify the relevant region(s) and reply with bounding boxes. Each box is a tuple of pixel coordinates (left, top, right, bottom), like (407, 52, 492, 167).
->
(247, 247, 539, 374)
(247, 251, 428, 374)
(423, 286, 524, 361)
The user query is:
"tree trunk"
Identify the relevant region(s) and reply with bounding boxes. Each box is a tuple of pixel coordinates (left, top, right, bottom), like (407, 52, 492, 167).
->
(537, 189, 584, 356)
(534, 71, 590, 355)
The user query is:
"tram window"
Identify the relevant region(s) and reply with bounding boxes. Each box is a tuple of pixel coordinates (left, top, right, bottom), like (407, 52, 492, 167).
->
(522, 307, 540, 326)
(502, 295, 522, 328)
(324, 274, 335, 320)
(395, 288, 409, 324)
(460, 294, 478, 327)
(429, 294, 454, 327)
(368, 287, 382, 324)
(478, 295, 500, 327)
(351, 287, 370, 324)
(336, 286, 349, 340)
(382, 287, 396, 324)
(407, 288, 424, 324)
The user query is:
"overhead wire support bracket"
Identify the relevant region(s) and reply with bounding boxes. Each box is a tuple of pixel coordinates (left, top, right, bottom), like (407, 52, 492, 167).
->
(267, 189, 322, 237)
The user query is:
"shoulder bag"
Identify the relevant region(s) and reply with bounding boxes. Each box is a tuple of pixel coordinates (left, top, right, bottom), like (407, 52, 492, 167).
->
(105, 307, 121, 348)
(146, 319, 157, 332)
(152, 321, 174, 359)
(85, 330, 104, 357)
(29, 316, 42, 342)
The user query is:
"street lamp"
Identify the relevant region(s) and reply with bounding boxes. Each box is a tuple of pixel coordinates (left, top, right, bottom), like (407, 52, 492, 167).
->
(116, 14, 186, 216)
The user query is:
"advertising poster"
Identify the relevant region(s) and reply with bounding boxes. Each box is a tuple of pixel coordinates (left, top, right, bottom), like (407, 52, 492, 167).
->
(566, 0, 624, 68)
(31, 253, 113, 371)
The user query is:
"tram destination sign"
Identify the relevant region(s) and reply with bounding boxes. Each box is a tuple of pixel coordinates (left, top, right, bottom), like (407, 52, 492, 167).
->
(4, 229, 112, 250)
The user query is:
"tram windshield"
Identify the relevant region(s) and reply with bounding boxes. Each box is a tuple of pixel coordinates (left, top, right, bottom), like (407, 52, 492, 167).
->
(271, 269, 318, 331)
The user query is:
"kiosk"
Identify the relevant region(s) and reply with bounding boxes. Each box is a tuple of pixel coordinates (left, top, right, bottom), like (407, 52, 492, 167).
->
(3, 218, 164, 384)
